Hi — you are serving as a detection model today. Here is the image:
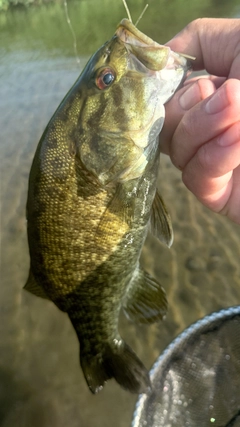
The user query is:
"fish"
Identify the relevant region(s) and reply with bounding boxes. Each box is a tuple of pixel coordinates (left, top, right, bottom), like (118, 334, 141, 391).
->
(24, 18, 190, 394)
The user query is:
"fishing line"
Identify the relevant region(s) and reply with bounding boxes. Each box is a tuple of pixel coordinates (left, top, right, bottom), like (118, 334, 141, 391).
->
(135, 4, 148, 27)
(122, 0, 132, 22)
(63, 0, 80, 66)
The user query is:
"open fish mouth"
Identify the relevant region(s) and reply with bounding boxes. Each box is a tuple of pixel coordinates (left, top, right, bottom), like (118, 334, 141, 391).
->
(116, 18, 160, 47)
(115, 18, 191, 112)
(116, 19, 192, 73)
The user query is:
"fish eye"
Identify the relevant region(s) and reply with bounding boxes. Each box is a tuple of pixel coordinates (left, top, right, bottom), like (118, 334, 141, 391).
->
(95, 68, 115, 90)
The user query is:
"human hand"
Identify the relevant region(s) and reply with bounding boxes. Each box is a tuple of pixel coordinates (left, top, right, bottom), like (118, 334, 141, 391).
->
(161, 18, 240, 224)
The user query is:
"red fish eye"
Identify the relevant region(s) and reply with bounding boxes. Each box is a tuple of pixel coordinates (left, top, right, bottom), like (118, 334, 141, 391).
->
(96, 68, 115, 90)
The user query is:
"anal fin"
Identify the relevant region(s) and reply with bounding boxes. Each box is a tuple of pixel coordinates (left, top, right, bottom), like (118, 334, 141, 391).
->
(24, 270, 49, 300)
(122, 266, 168, 324)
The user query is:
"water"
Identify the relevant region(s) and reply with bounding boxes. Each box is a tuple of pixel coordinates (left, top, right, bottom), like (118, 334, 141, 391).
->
(0, 1, 240, 426)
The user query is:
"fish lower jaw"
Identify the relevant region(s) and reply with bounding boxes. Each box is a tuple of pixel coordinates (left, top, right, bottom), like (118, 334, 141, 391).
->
(116, 19, 159, 48)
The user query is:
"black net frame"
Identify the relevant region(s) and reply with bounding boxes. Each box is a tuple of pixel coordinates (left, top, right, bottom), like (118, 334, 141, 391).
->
(132, 306, 240, 427)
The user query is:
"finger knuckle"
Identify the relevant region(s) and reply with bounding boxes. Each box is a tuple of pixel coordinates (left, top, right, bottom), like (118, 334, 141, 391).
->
(196, 143, 213, 172)
(179, 113, 196, 141)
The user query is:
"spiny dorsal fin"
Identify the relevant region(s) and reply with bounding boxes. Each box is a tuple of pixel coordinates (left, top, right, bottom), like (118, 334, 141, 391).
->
(150, 190, 173, 247)
(122, 266, 167, 324)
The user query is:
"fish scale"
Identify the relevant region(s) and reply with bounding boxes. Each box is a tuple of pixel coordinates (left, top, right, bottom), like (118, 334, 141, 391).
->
(24, 19, 191, 394)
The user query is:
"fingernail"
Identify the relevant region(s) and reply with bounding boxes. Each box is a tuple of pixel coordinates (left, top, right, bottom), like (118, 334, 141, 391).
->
(205, 86, 229, 114)
(179, 83, 201, 110)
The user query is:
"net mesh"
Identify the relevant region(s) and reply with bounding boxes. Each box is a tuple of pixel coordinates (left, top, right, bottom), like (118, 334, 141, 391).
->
(132, 306, 240, 427)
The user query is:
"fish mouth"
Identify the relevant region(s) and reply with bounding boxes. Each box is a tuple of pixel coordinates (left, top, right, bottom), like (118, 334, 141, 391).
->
(115, 19, 169, 73)
(116, 18, 159, 48)
(114, 19, 192, 145)
(115, 19, 190, 73)
(114, 19, 191, 142)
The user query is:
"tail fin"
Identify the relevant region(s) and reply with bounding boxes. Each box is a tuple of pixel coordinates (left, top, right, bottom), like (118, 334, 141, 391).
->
(80, 340, 151, 394)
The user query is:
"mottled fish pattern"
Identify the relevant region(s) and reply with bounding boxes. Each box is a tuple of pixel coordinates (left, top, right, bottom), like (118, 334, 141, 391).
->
(25, 19, 190, 393)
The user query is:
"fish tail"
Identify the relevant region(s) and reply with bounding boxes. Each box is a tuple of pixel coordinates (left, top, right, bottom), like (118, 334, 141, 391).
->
(80, 340, 151, 394)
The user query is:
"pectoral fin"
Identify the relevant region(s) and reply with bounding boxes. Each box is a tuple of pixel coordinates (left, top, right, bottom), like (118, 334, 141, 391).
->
(24, 270, 49, 300)
(122, 267, 168, 324)
(95, 183, 135, 244)
(150, 190, 173, 247)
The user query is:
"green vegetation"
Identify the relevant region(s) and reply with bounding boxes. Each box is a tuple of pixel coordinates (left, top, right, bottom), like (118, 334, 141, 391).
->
(0, 0, 59, 12)
(0, 0, 239, 58)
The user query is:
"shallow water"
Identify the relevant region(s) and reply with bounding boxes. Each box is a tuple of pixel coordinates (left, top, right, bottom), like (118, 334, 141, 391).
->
(0, 1, 240, 426)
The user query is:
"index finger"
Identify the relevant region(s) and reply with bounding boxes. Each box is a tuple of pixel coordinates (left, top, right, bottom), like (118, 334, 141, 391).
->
(166, 18, 240, 79)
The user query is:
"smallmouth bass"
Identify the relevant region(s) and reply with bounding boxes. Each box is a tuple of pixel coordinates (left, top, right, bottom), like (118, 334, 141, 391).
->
(25, 19, 190, 394)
